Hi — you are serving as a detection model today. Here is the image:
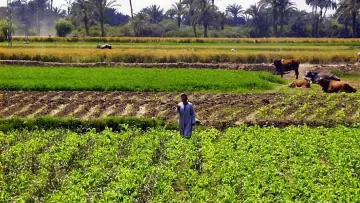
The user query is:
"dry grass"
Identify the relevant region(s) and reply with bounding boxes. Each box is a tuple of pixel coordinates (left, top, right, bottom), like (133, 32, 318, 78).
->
(0, 47, 356, 63)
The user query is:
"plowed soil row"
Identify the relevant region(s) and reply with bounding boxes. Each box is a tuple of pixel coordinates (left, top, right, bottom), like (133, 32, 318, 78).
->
(1, 91, 359, 127)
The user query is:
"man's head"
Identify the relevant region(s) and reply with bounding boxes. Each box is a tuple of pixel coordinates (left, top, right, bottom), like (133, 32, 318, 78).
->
(181, 94, 188, 103)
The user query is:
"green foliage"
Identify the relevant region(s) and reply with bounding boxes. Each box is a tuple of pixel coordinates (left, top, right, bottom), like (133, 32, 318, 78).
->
(0, 126, 359, 202)
(55, 19, 73, 37)
(0, 117, 176, 133)
(0, 66, 285, 92)
(0, 20, 11, 42)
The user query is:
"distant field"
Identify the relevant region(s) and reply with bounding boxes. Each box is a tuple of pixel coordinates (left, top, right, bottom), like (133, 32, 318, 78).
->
(0, 126, 359, 202)
(1, 38, 359, 63)
(0, 66, 284, 92)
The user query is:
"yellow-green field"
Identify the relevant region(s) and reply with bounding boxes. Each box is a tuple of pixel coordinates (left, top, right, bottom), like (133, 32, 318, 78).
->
(2, 37, 360, 63)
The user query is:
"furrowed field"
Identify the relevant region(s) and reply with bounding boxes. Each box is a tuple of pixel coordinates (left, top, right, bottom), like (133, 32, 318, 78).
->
(1, 37, 360, 201)
(0, 126, 359, 202)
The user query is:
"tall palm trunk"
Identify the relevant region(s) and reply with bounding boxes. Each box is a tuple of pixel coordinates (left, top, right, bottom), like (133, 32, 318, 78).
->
(279, 11, 284, 37)
(50, 0, 53, 10)
(352, 10, 357, 38)
(83, 9, 89, 36)
(177, 15, 181, 28)
(204, 22, 208, 37)
(192, 23, 197, 37)
(272, 0, 277, 37)
(100, 9, 105, 37)
(129, 0, 134, 19)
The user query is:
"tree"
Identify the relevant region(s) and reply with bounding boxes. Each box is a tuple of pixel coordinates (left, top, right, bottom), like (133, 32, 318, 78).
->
(226, 3, 244, 25)
(141, 5, 164, 24)
(336, 0, 360, 38)
(245, 3, 270, 37)
(90, 0, 120, 37)
(260, 0, 279, 37)
(195, 0, 217, 37)
(71, 0, 96, 36)
(169, 2, 185, 28)
(32, 0, 48, 36)
(129, 0, 134, 19)
(183, 0, 197, 36)
(278, 0, 297, 36)
(55, 18, 73, 37)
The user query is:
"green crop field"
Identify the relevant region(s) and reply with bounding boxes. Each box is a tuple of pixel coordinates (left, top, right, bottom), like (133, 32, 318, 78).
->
(0, 126, 359, 202)
(1, 37, 360, 202)
(0, 66, 285, 92)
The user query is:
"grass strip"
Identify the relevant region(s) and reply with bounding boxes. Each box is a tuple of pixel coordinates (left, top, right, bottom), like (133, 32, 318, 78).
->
(0, 66, 285, 92)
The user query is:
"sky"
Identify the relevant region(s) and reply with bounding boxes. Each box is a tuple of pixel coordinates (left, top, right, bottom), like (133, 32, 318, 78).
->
(1, 0, 333, 16)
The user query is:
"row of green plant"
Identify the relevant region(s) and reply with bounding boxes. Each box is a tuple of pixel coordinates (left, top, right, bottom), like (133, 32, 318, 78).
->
(0, 126, 359, 202)
(256, 93, 360, 123)
(0, 117, 177, 133)
(0, 66, 285, 93)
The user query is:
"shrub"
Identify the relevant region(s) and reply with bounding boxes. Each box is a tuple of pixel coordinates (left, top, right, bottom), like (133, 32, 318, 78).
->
(0, 20, 12, 42)
(55, 19, 73, 37)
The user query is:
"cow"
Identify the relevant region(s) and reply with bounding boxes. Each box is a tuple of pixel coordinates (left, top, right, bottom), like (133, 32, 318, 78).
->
(97, 44, 112, 49)
(305, 71, 340, 84)
(289, 78, 311, 88)
(317, 78, 357, 93)
(273, 59, 300, 79)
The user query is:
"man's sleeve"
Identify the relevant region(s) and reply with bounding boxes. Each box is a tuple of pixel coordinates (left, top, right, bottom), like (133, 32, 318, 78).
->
(190, 104, 196, 124)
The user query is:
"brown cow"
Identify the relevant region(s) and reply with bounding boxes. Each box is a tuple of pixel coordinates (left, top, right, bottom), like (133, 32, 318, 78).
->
(317, 79, 357, 93)
(289, 78, 311, 88)
(273, 59, 300, 79)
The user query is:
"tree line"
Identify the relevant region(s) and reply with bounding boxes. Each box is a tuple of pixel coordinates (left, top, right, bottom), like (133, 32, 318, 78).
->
(1, 0, 360, 38)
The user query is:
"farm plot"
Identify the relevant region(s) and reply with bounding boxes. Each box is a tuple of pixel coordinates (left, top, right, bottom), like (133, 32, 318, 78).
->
(0, 66, 284, 93)
(0, 126, 359, 202)
(1, 91, 360, 127)
(1, 39, 359, 64)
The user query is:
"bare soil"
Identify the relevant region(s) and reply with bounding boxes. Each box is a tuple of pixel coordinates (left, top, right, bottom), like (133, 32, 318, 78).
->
(1, 91, 359, 127)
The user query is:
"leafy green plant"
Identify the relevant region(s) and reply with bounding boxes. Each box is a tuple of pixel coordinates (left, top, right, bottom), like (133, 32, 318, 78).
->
(55, 19, 73, 37)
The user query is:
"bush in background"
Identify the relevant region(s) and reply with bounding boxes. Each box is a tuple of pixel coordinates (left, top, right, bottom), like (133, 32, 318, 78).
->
(55, 19, 73, 37)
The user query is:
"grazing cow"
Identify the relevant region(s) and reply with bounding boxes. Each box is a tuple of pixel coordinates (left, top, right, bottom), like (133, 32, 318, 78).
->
(273, 59, 300, 79)
(305, 71, 340, 84)
(97, 44, 112, 49)
(317, 78, 357, 93)
(289, 78, 311, 88)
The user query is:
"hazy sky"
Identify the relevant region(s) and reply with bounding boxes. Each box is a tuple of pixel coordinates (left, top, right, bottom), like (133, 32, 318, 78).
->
(1, 0, 333, 15)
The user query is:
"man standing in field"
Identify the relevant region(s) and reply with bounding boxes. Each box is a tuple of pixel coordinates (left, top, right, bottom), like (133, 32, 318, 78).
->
(176, 94, 196, 138)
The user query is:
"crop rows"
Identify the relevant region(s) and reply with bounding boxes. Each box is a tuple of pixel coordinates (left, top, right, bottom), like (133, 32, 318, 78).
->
(0, 47, 355, 64)
(255, 93, 360, 124)
(0, 126, 359, 202)
(1, 91, 360, 126)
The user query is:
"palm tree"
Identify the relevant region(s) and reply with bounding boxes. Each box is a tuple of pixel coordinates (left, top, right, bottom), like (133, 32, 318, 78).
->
(142, 5, 164, 24)
(71, 0, 95, 36)
(336, 0, 360, 38)
(129, 0, 134, 19)
(132, 12, 150, 36)
(278, 0, 297, 36)
(260, 0, 279, 37)
(195, 0, 217, 37)
(226, 3, 244, 25)
(183, 0, 197, 36)
(245, 3, 268, 37)
(170, 2, 185, 28)
(90, 0, 120, 37)
(33, 0, 48, 36)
